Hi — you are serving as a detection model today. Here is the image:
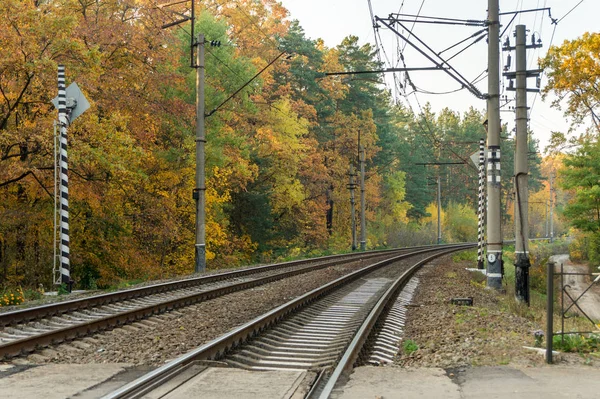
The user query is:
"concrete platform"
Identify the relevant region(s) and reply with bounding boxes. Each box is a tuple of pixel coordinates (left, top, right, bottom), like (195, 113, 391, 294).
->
(339, 365, 600, 399)
(0, 363, 131, 399)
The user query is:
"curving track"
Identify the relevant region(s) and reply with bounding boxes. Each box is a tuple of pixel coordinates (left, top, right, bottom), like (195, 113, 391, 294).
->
(103, 243, 474, 399)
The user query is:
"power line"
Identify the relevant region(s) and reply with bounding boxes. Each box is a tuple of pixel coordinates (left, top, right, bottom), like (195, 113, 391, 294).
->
(557, 0, 584, 24)
(205, 51, 287, 117)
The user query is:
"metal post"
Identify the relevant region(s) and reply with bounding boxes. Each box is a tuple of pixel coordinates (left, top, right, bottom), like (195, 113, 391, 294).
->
(194, 34, 206, 273)
(545, 200, 549, 238)
(486, 0, 503, 289)
(514, 25, 530, 304)
(560, 261, 564, 346)
(359, 147, 366, 251)
(477, 138, 485, 268)
(546, 260, 554, 364)
(437, 175, 442, 245)
(349, 165, 357, 251)
(549, 174, 554, 243)
(57, 65, 72, 292)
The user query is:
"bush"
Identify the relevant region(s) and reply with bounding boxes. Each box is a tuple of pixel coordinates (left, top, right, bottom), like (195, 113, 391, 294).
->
(0, 287, 25, 307)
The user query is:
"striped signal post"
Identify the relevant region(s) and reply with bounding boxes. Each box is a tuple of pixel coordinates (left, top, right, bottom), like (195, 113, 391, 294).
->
(477, 138, 485, 269)
(57, 65, 72, 291)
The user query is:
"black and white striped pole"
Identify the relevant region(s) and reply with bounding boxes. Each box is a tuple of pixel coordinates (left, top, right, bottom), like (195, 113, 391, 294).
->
(477, 137, 485, 269)
(57, 65, 72, 291)
(52, 66, 89, 292)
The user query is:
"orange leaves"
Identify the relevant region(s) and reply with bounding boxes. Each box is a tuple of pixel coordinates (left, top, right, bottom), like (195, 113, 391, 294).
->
(541, 32, 600, 131)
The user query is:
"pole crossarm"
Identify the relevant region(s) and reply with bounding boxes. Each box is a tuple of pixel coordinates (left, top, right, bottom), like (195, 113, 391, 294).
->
(375, 16, 486, 100)
(384, 13, 486, 27)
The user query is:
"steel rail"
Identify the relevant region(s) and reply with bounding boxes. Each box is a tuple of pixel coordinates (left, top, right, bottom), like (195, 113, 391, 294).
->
(315, 246, 466, 398)
(0, 247, 417, 327)
(102, 243, 474, 399)
(0, 249, 413, 358)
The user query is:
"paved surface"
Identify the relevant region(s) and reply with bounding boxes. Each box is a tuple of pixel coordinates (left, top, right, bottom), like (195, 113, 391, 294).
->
(339, 365, 600, 399)
(1, 362, 600, 398)
(0, 363, 130, 399)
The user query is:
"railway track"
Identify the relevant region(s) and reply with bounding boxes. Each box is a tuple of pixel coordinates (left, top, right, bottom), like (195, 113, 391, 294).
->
(103, 243, 473, 399)
(0, 247, 422, 359)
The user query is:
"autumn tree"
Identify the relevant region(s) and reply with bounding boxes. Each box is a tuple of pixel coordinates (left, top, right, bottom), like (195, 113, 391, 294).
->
(541, 32, 600, 134)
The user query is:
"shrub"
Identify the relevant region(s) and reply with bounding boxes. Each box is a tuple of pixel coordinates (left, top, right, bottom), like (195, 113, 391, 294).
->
(0, 287, 25, 307)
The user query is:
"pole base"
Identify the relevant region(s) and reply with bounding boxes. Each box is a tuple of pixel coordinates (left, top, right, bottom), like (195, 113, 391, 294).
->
(515, 253, 531, 305)
(195, 244, 206, 273)
(486, 254, 503, 289)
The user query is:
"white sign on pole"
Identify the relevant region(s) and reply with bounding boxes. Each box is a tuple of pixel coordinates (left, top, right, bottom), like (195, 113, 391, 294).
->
(52, 82, 90, 122)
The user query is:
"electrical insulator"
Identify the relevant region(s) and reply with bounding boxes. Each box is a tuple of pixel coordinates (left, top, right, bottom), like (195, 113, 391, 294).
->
(210, 40, 221, 47)
(531, 33, 536, 46)
(536, 77, 541, 88)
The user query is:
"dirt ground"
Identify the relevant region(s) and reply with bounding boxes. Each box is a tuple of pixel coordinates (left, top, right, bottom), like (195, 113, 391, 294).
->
(395, 254, 600, 368)
(552, 254, 600, 321)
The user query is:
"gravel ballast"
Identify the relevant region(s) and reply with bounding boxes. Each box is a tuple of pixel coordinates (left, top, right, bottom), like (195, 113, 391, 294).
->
(31, 254, 418, 365)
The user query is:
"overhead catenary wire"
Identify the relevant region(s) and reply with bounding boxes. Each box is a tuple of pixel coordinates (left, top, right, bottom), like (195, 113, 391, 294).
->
(205, 51, 287, 117)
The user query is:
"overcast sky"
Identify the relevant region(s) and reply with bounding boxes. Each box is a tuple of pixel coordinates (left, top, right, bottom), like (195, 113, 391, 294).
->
(278, 0, 597, 151)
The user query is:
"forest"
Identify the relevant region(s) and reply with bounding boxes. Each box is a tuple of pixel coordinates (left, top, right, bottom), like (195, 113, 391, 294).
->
(6, 0, 595, 292)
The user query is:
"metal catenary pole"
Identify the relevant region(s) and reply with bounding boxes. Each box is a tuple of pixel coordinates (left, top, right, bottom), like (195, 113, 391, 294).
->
(514, 24, 531, 304)
(57, 65, 72, 291)
(477, 137, 486, 269)
(486, 0, 503, 289)
(194, 34, 206, 273)
(359, 146, 366, 251)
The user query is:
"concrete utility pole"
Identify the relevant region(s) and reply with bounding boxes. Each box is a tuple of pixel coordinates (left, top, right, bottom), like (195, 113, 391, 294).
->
(360, 146, 366, 251)
(194, 34, 206, 273)
(437, 175, 442, 245)
(348, 165, 357, 251)
(486, 0, 503, 289)
(513, 25, 531, 304)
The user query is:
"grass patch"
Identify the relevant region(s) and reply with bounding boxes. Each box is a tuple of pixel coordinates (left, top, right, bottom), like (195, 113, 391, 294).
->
(402, 339, 419, 354)
(452, 249, 477, 262)
(553, 333, 600, 353)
